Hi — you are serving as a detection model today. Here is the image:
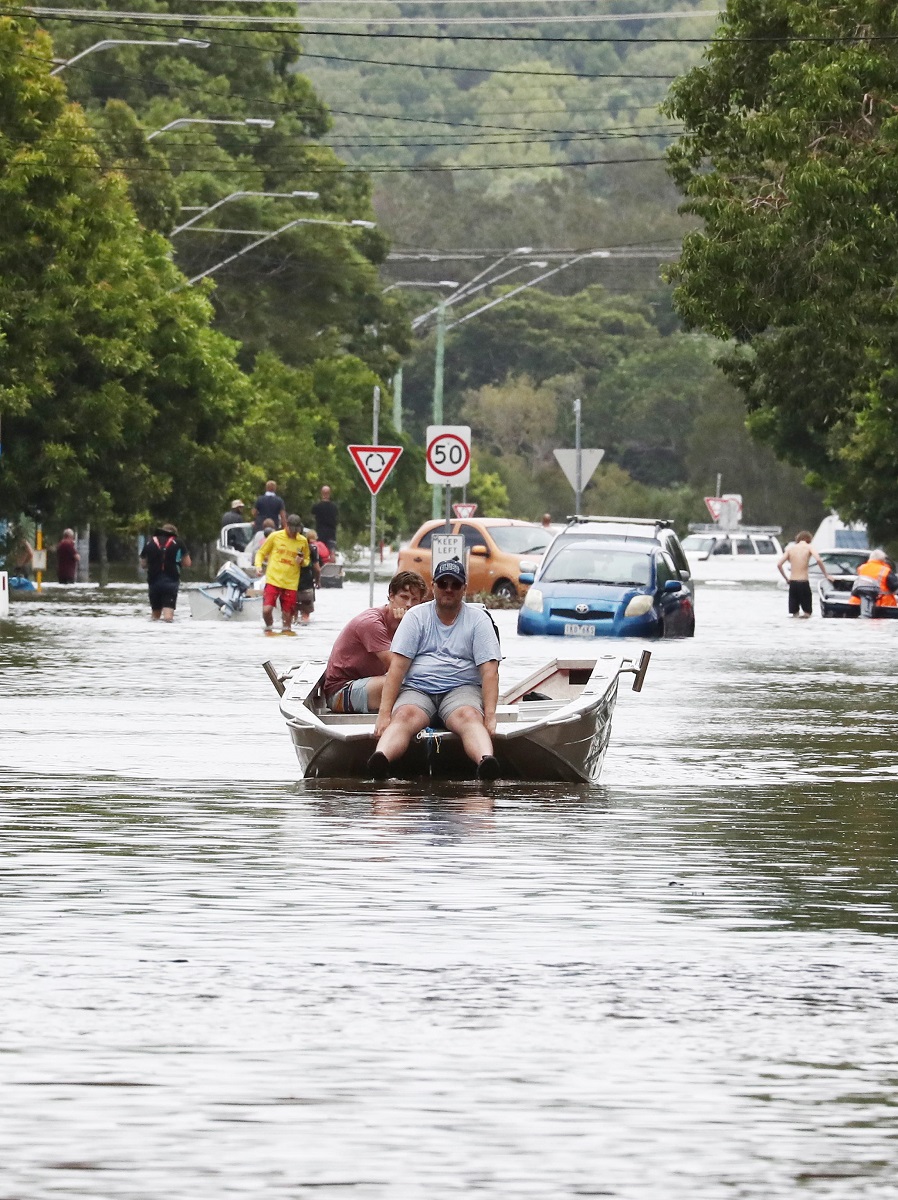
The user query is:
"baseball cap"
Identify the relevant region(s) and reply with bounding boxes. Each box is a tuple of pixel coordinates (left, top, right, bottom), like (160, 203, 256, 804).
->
(433, 558, 466, 584)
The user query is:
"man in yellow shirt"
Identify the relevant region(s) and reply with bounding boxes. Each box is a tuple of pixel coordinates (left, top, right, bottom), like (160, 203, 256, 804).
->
(255, 512, 310, 635)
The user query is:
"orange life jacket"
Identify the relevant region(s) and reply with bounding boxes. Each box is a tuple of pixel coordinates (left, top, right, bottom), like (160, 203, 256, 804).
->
(849, 559, 898, 607)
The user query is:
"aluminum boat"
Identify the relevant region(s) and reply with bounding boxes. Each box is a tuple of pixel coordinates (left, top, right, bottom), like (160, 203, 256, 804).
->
(263, 652, 650, 783)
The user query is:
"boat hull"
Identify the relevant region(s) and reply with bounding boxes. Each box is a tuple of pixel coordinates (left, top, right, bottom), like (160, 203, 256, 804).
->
(187, 586, 263, 622)
(277, 655, 630, 784)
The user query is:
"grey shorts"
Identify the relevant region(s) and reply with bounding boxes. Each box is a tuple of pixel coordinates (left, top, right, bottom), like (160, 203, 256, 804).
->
(394, 684, 483, 724)
(326, 678, 373, 714)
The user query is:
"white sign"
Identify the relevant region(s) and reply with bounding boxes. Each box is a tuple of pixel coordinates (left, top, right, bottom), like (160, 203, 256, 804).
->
(426, 425, 471, 486)
(704, 493, 742, 530)
(553, 448, 605, 491)
(347, 443, 403, 495)
(431, 534, 465, 570)
(453, 502, 477, 519)
(31, 549, 48, 571)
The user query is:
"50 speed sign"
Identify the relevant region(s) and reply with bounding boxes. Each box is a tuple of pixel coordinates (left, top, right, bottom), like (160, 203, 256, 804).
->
(425, 425, 471, 486)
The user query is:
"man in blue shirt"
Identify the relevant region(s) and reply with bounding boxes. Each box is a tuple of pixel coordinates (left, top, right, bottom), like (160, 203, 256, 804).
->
(369, 558, 502, 781)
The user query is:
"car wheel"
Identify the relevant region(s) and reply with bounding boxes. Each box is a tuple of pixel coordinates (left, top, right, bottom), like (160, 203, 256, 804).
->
(492, 579, 517, 602)
(686, 617, 696, 637)
(821, 605, 834, 618)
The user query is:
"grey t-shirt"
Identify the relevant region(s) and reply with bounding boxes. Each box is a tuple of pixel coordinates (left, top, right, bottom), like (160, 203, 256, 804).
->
(390, 601, 501, 693)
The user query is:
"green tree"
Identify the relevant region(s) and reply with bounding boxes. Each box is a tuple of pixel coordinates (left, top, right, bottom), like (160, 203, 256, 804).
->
(41, 1, 407, 379)
(0, 13, 251, 549)
(664, 0, 898, 538)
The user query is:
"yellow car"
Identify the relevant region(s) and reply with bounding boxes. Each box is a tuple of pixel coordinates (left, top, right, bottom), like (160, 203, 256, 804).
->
(397, 518, 554, 601)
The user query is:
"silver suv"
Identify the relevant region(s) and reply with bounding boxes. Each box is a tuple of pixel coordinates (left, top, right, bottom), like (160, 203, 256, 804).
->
(544, 516, 693, 585)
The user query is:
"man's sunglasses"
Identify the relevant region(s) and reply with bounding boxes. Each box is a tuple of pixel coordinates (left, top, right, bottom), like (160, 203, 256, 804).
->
(435, 577, 464, 591)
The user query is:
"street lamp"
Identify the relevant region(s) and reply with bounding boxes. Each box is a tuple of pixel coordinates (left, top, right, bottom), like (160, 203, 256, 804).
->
(382, 280, 459, 439)
(182, 217, 375, 287)
(383, 279, 458, 294)
(411, 260, 548, 331)
(447, 250, 611, 330)
(147, 116, 275, 141)
(50, 37, 209, 75)
(412, 245, 537, 328)
(171, 189, 319, 236)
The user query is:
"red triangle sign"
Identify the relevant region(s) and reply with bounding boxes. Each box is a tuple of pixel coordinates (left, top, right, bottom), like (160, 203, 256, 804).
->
(347, 444, 403, 495)
(453, 502, 477, 518)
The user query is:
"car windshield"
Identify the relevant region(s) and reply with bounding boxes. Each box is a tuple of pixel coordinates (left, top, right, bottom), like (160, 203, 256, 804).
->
(682, 535, 715, 553)
(819, 551, 868, 574)
(489, 525, 553, 555)
(541, 544, 652, 587)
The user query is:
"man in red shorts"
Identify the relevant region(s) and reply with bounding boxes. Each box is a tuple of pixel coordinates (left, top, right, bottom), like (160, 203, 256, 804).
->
(254, 512, 310, 635)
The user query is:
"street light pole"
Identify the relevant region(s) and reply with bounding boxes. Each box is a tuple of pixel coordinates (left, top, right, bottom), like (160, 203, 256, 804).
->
(181, 217, 375, 287)
(147, 116, 275, 141)
(50, 37, 209, 75)
(431, 298, 448, 519)
(171, 189, 319, 236)
(381, 280, 457, 435)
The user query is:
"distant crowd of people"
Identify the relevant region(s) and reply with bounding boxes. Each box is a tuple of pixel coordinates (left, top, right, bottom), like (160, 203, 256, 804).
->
(217, 480, 340, 633)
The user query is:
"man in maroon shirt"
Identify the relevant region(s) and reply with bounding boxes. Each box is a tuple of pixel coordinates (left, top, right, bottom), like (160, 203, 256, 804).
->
(324, 570, 427, 713)
(55, 528, 80, 584)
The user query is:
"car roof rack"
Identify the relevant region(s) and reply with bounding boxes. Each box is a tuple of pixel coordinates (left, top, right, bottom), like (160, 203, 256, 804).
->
(565, 514, 674, 529)
(687, 523, 783, 535)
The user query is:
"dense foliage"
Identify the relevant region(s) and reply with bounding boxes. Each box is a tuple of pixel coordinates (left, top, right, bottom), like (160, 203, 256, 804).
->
(665, 0, 898, 540)
(397, 284, 823, 530)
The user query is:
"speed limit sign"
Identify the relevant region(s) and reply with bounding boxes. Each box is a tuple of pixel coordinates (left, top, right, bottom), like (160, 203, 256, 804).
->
(425, 425, 471, 486)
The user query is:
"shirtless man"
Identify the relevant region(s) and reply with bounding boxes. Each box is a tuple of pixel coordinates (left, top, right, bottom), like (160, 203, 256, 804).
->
(777, 530, 833, 617)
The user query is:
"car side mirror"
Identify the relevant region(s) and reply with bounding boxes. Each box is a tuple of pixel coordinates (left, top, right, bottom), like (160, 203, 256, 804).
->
(470, 544, 488, 556)
(518, 572, 535, 585)
(679, 568, 691, 580)
(663, 579, 682, 592)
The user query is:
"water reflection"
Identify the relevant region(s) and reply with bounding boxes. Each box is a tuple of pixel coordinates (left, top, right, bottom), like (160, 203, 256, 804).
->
(2, 582, 898, 1197)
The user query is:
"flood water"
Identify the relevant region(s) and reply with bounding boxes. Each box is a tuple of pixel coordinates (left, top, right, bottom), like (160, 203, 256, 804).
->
(1, 580, 896, 1198)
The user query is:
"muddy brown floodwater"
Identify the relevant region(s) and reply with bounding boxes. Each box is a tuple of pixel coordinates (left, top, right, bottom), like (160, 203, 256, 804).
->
(1, 579, 896, 1198)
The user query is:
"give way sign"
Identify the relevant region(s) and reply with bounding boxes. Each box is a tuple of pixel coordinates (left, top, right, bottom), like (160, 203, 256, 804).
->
(347, 444, 403, 495)
(426, 425, 471, 486)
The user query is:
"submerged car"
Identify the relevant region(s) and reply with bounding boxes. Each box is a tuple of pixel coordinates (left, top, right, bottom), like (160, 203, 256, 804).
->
(397, 517, 553, 600)
(544, 515, 693, 583)
(816, 549, 886, 618)
(518, 537, 696, 639)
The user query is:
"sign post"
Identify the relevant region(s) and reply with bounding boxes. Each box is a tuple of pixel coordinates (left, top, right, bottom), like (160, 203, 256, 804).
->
(347, 388, 404, 604)
(426, 425, 471, 534)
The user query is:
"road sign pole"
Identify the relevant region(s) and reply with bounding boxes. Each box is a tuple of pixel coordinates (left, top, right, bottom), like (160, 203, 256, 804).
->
(574, 397, 582, 515)
(369, 386, 380, 606)
(431, 301, 446, 519)
(444, 484, 452, 534)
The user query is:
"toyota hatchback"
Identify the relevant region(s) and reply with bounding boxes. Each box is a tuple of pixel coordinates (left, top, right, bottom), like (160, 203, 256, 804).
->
(517, 538, 696, 638)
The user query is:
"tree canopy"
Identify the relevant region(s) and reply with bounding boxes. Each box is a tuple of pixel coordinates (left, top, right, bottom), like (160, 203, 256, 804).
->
(665, 0, 898, 540)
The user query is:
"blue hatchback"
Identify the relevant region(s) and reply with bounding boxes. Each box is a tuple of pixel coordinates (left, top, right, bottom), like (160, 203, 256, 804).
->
(517, 538, 695, 639)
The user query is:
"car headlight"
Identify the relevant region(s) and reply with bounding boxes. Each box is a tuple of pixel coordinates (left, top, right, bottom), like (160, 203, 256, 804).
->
(624, 594, 653, 618)
(523, 587, 543, 612)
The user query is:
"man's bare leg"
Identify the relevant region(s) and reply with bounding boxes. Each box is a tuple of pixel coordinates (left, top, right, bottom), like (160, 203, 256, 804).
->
(444, 705, 493, 766)
(373, 704, 430, 762)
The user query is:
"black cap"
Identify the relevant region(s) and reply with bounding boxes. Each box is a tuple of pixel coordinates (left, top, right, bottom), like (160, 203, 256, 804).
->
(433, 558, 467, 584)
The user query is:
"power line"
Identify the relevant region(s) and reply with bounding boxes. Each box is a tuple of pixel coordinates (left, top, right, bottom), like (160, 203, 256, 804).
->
(18, 6, 722, 32)
(3, 153, 669, 174)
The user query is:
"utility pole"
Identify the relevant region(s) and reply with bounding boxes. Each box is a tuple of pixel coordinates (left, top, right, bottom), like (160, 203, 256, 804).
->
(431, 299, 447, 519)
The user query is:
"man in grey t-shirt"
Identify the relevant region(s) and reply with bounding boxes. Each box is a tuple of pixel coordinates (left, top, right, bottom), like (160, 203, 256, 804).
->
(369, 558, 502, 781)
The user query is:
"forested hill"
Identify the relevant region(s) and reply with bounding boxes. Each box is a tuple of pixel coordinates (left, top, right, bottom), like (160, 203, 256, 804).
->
(301, 1, 720, 262)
